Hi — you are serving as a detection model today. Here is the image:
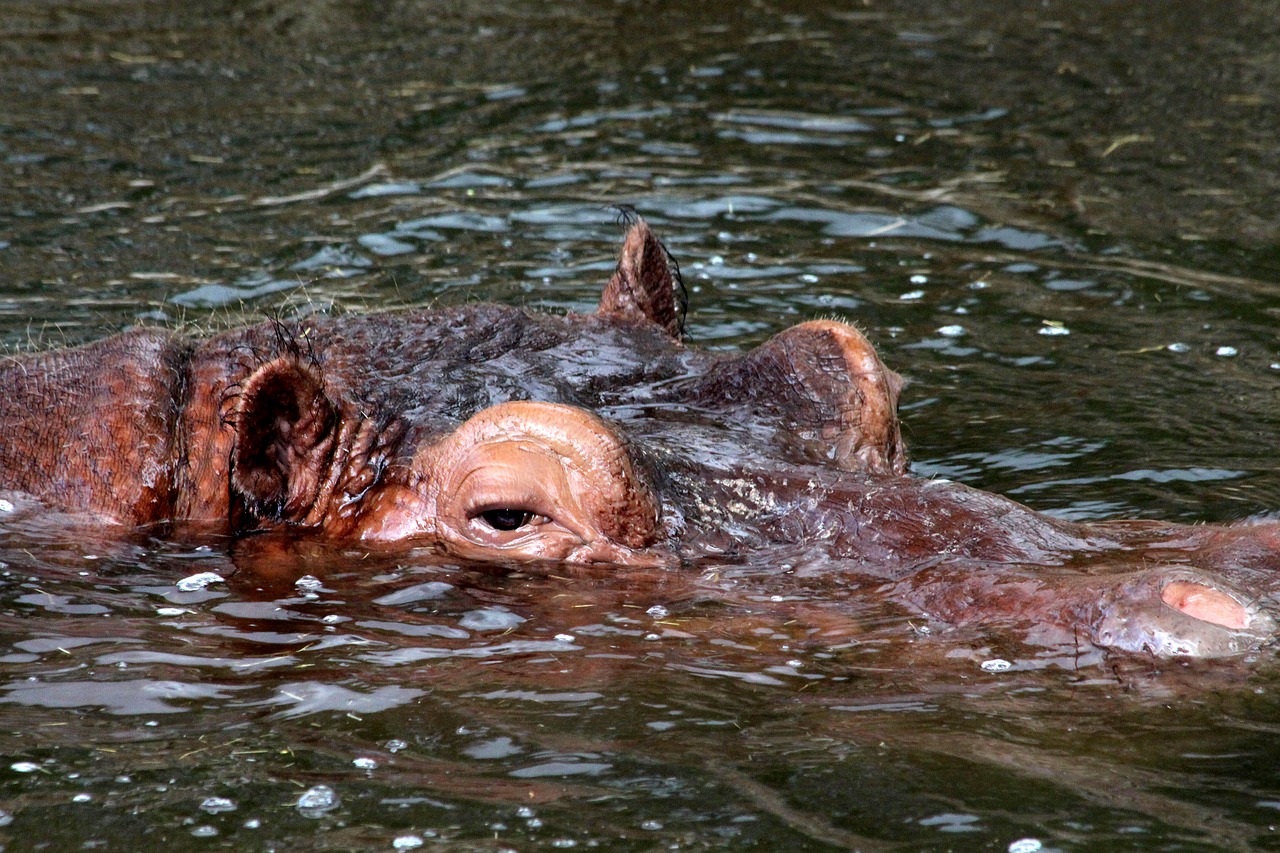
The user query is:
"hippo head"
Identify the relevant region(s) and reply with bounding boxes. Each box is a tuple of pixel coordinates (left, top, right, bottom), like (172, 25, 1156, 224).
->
(220, 218, 906, 567)
(206, 218, 1279, 659)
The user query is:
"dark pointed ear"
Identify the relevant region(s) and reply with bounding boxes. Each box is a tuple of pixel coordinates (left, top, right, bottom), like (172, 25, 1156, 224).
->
(688, 320, 908, 475)
(230, 357, 338, 523)
(598, 217, 685, 338)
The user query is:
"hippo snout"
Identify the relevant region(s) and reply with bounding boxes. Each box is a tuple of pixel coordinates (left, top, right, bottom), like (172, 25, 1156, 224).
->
(1093, 570, 1275, 658)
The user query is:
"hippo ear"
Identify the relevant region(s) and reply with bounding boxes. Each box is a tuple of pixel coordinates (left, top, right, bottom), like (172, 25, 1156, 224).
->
(230, 357, 338, 523)
(597, 217, 686, 338)
(691, 320, 908, 475)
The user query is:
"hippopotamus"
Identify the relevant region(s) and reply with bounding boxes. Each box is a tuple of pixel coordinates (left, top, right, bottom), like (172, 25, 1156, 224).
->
(1, 218, 1277, 658)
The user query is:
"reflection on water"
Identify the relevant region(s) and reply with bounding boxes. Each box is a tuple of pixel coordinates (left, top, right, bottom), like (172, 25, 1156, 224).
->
(3, 0, 1280, 849)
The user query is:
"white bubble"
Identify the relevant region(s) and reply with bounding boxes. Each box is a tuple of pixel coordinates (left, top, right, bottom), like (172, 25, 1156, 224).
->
(156, 607, 188, 617)
(295, 575, 324, 592)
(1009, 839, 1043, 853)
(937, 325, 966, 337)
(0, 499, 13, 513)
(72, 793, 91, 803)
(909, 274, 929, 284)
(352, 757, 377, 771)
(10, 762, 40, 773)
(554, 633, 576, 643)
(899, 290, 925, 301)
(981, 659, 1013, 672)
(200, 796, 236, 814)
(176, 572, 224, 592)
(393, 836, 425, 850)
(295, 785, 340, 817)
(646, 604, 670, 619)
(1167, 342, 1190, 353)
(1216, 346, 1239, 357)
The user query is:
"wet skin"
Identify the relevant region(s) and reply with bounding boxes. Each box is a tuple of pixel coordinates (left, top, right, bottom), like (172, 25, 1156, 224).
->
(0, 219, 1277, 658)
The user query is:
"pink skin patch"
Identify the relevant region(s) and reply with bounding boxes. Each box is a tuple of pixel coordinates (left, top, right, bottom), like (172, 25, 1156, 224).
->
(1161, 581, 1249, 630)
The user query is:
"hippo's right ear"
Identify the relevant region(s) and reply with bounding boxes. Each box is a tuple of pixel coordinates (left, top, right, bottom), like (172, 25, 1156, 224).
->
(597, 217, 686, 338)
(229, 357, 338, 523)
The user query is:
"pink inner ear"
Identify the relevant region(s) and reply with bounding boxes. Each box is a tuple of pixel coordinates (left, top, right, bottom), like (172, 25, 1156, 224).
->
(1161, 580, 1249, 630)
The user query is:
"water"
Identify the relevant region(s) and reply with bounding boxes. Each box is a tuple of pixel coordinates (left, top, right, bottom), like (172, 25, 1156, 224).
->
(3, 0, 1280, 849)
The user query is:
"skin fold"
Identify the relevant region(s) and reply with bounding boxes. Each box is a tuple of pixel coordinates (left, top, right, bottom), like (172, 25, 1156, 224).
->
(0, 218, 1277, 658)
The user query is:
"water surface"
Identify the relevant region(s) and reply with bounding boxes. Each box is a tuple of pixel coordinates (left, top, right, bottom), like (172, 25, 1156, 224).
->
(2, 1, 1280, 849)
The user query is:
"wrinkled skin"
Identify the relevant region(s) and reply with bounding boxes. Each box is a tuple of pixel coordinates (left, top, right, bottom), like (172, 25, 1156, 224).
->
(1, 219, 1278, 659)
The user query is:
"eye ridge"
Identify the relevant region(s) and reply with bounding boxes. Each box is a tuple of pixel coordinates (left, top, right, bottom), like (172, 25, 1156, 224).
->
(478, 507, 535, 531)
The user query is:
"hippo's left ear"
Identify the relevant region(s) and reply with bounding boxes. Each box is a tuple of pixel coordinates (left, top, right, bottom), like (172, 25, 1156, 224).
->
(597, 217, 686, 338)
(230, 357, 338, 523)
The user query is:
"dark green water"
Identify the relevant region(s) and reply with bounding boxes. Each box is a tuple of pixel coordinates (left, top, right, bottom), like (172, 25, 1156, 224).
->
(2, 1, 1280, 849)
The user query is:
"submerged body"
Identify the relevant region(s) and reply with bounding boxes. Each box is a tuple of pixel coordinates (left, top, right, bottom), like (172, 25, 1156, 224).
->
(1, 220, 1276, 658)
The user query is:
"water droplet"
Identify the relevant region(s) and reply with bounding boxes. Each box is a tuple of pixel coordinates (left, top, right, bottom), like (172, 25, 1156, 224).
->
(295, 784, 340, 817)
(937, 324, 966, 337)
(1167, 342, 1190, 353)
(1216, 346, 1238, 357)
(645, 605, 669, 619)
(176, 572, 224, 592)
(352, 757, 377, 771)
(981, 658, 1013, 672)
(200, 796, 236, 814)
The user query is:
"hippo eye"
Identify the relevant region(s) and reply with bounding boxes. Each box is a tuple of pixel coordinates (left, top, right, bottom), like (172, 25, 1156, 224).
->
(478, 508, 535, 531)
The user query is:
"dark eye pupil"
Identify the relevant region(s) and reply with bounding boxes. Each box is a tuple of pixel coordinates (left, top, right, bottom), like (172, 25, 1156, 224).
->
(480, 508, 533, 531)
